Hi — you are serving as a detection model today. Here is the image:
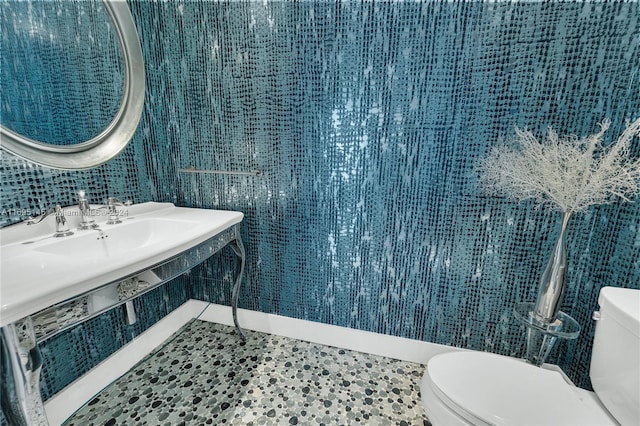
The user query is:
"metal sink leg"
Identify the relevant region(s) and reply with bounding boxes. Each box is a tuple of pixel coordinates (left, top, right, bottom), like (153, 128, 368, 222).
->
(228, 228, 246, 342)
(1, 319, 48, 425)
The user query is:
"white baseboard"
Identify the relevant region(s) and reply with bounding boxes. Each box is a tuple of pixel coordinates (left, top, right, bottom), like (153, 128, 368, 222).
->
(198, 303, 460, 364)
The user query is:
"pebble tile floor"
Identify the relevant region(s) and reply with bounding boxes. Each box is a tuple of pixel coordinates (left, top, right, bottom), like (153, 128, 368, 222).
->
(64, 320, 431, 425)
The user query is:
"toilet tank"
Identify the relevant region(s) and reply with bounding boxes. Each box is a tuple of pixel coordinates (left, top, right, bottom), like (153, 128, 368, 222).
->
(590, 287, 640, 426)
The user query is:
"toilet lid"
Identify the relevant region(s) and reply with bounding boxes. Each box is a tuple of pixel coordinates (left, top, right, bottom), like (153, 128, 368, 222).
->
(427, 352, 602, 426)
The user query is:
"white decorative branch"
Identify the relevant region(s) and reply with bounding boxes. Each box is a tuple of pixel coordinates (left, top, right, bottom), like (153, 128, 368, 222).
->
(479, 117, 640, 213)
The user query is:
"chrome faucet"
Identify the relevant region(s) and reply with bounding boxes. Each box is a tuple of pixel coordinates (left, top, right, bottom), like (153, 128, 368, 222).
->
(105, 197, 132, 224)
(26, 204, 74, 238)
(77, 190, 99, 230)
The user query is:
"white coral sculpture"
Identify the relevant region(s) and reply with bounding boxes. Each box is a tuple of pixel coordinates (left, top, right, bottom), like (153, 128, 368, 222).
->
(479, 117, 640, 213)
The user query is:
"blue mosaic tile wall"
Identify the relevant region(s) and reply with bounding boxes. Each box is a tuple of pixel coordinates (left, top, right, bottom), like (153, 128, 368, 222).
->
(1, 0, 639, 401)
(142, 0, 640, 390)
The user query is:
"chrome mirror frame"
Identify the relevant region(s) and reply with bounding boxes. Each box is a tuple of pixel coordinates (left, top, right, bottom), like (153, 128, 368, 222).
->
(0, 0, 145, 170)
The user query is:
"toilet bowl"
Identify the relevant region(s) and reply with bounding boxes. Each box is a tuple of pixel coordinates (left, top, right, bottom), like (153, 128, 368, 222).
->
(421, 351, 616, 425)
(421, 287, 640, 426)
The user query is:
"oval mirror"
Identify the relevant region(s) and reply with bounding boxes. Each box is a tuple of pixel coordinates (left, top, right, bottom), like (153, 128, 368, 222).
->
(0, 0, 145, 170)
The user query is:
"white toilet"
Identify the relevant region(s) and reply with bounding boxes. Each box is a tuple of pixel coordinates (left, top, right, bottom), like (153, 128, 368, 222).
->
(421, 286, 640, 425)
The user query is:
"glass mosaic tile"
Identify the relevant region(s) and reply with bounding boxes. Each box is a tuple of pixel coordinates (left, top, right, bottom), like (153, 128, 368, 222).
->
(64, 320, 430, 426)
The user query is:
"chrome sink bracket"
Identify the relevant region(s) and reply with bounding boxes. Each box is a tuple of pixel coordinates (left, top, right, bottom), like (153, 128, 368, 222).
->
(0, 319, 49, 426)
(229, 226, 246, 342)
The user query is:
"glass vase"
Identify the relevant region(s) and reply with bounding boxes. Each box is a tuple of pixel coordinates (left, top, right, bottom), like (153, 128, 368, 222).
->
(534, 211, 572, 322)
(515, 211, 581, 366)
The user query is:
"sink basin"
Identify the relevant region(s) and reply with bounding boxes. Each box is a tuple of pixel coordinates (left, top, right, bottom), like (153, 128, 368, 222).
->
(33, 218, 199, 256)
(0, 202, 243, 326)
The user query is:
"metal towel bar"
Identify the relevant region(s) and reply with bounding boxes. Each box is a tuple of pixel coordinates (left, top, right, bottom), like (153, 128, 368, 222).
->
(177, 167, 262, 176)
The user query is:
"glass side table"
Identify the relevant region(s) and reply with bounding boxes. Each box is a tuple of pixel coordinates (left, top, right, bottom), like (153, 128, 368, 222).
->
(514, 302, 581, 366)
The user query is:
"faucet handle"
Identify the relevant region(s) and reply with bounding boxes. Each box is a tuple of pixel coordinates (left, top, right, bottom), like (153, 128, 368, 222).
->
(25, 205, 58, 225)
(106, 197, 133, 207)
(53, 205, 73, 237)
(77, 190, 100, 230)
(78, 190, 90, 208)
(24, 204, 73, 237)
(25, 215, 39, 225)
(105, 197, 131, 224)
